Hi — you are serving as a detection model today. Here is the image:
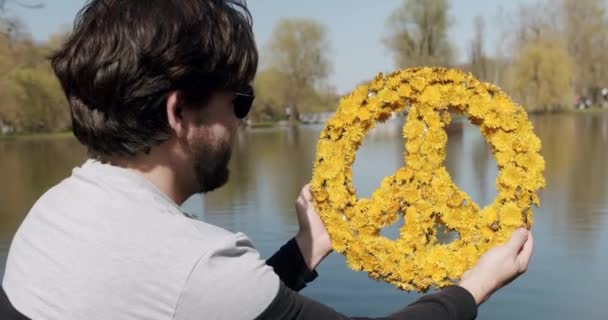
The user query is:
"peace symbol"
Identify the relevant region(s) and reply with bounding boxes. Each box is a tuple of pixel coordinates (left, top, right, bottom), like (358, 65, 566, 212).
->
(310, 67, 545, 292)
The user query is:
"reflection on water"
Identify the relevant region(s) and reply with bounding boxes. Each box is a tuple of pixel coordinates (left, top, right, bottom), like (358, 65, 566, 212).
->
(1, 113, 607, 319)
(0, 136, 86, 261)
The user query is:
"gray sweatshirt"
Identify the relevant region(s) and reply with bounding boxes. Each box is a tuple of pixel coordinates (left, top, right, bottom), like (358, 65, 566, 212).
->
(3, 160, 279, 320)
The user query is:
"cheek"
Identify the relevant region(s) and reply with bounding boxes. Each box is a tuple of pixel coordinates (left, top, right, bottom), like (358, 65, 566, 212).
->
(221, 109, 239, 133)
(190, 123, 231, 148)
(212, 122, 233, 140)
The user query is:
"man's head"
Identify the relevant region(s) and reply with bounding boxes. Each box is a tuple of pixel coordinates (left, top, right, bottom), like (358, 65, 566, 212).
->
(51, 0, 257, 194)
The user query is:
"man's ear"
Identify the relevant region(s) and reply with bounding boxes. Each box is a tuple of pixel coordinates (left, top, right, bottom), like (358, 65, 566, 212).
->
(166, 91, 187, 138)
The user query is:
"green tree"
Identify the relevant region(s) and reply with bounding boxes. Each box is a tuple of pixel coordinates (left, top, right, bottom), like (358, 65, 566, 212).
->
(561, 0, 608, 100)
(384, 0, 454, 68)
(9, 65, 70, 132)
(508, 35, 574, 112)
(0, 29, 70, 134)
(1, 0, 43, 39)
(469, 16, 488, 81)
(265, 18, 332, 122)
(251, 68, 338, 122)
(251, 68, 290, 121)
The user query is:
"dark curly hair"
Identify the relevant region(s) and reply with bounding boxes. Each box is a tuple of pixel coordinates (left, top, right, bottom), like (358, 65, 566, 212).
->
(51, 0, 258, 157)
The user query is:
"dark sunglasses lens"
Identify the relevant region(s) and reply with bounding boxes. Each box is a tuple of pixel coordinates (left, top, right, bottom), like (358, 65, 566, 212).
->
(234, 95, 254, 119)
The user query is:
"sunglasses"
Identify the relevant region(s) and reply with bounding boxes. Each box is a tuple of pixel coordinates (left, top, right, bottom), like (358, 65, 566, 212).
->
(233, 85, 255, 119)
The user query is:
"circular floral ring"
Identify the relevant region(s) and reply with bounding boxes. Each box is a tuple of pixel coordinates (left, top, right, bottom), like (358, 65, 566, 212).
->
(310, 67, 545, 292)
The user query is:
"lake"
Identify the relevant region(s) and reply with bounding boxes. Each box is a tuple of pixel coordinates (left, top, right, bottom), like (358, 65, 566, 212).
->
(1, 112, 607, 319)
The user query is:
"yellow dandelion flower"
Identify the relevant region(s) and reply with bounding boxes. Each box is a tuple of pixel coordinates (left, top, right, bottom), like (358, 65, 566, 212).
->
(491, 130, 514, 152)
(410, 76, 427, 92)
(447, 83, 469, 107)
(427, 151, 444, 166)
(419, 85, 442, 105)
(446, 68, 465, 83)
(499, 165, 524, 187)
(395, 167, 414, 183)
(404, 118, 425, 138)
(526, 209, 534, 226)
(357, 108, 372, 122)
(482, 210, 499, 234)
(427, 130, 448, 147)
(497, 113, 519, 131)
(495, 149, 515, 167)
(378, 87, 400, 105)
(447, 191, 465, 208)
(483, 110, 502, 128)
(515, 152, 543, 172)
(440, 111, 452, 125)
(500, 202, 524, 227)
(402, 187, 419, 203)
(376, 108, 394, 121)
(386, 75, 403, 89)
(398, 83, 413, 98)
(467, 94, 489, 118)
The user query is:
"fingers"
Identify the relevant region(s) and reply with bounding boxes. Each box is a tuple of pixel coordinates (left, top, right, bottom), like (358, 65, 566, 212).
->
(506, 228, 529, 253)
(296, 184, 313, 206)
(516, 231, 534, 272)
(296, 195, 305, 206)
(301, 184, 313, 202)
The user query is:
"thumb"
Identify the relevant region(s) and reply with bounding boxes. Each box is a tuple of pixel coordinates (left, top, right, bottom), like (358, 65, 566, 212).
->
(302, 184, 313, 202)
(506, 228, 529, 252)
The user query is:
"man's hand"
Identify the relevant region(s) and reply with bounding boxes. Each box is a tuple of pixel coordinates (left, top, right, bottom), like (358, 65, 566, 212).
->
(459, 228, 534, 305)
(294, 184, 332, 271)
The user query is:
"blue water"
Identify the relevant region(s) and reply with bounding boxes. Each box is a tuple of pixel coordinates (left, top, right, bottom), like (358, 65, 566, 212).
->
(2, 113, 608, 319)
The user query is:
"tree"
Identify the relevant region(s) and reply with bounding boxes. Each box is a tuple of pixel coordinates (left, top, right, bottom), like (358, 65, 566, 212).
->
(489, 1, 574, 111)
(561, 0, 608, 101)
(1, 0, 43, 38)
(508, 35, 574, 112)
(384, 0, 454, 68)
(0, 0, 44, 12)
(0, 29, 70, 133)
(10, 65, 70, 132)
(251, 67, 338, 122)
(265, 18, 331, 122)
(469, 16, 488, 81)
(251, 68, 289, 121)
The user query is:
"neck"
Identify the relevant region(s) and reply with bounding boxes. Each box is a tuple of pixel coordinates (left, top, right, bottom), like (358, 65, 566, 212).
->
(101, 143, 194, 205)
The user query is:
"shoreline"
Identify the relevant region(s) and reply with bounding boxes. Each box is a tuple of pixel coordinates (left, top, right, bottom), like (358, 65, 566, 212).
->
(2, 108, 606, 139)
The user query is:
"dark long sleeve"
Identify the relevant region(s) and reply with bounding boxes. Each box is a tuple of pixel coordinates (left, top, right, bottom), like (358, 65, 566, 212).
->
(1, 287, 30, 320)
(256, 282, 478, 320)
(266, 237, 318, 292)
(264, 238, 477, 319)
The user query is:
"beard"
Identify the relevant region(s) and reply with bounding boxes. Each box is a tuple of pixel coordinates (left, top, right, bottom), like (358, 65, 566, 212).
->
(190, 139, 232, 194)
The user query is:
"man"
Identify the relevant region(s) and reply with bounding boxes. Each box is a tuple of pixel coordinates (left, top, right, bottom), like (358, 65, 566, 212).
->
(1, 1, 533, 319)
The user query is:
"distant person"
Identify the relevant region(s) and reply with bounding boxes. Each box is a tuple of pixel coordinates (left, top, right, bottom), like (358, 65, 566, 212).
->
(1, 1, 533, 319)
(576, 95, 589, 110)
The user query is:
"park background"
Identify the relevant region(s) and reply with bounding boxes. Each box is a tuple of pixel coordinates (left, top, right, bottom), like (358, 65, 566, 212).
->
(1, 1, 607, 319)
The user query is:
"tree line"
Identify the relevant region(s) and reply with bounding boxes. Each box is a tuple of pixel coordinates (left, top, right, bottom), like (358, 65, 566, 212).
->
(385, 0, 608, 112)
(1, 0, 607, 134)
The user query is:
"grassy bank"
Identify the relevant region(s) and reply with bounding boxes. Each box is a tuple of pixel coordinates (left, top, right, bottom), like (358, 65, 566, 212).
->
(568, 107, 608, 114)
(0, 131, 74, 141)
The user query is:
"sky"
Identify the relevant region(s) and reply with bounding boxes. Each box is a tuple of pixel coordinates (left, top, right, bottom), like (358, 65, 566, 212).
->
(6, 0, 540, 94)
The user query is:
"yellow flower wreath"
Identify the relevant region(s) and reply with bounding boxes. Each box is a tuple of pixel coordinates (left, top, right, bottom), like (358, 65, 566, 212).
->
(310, 67, 545, 292)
